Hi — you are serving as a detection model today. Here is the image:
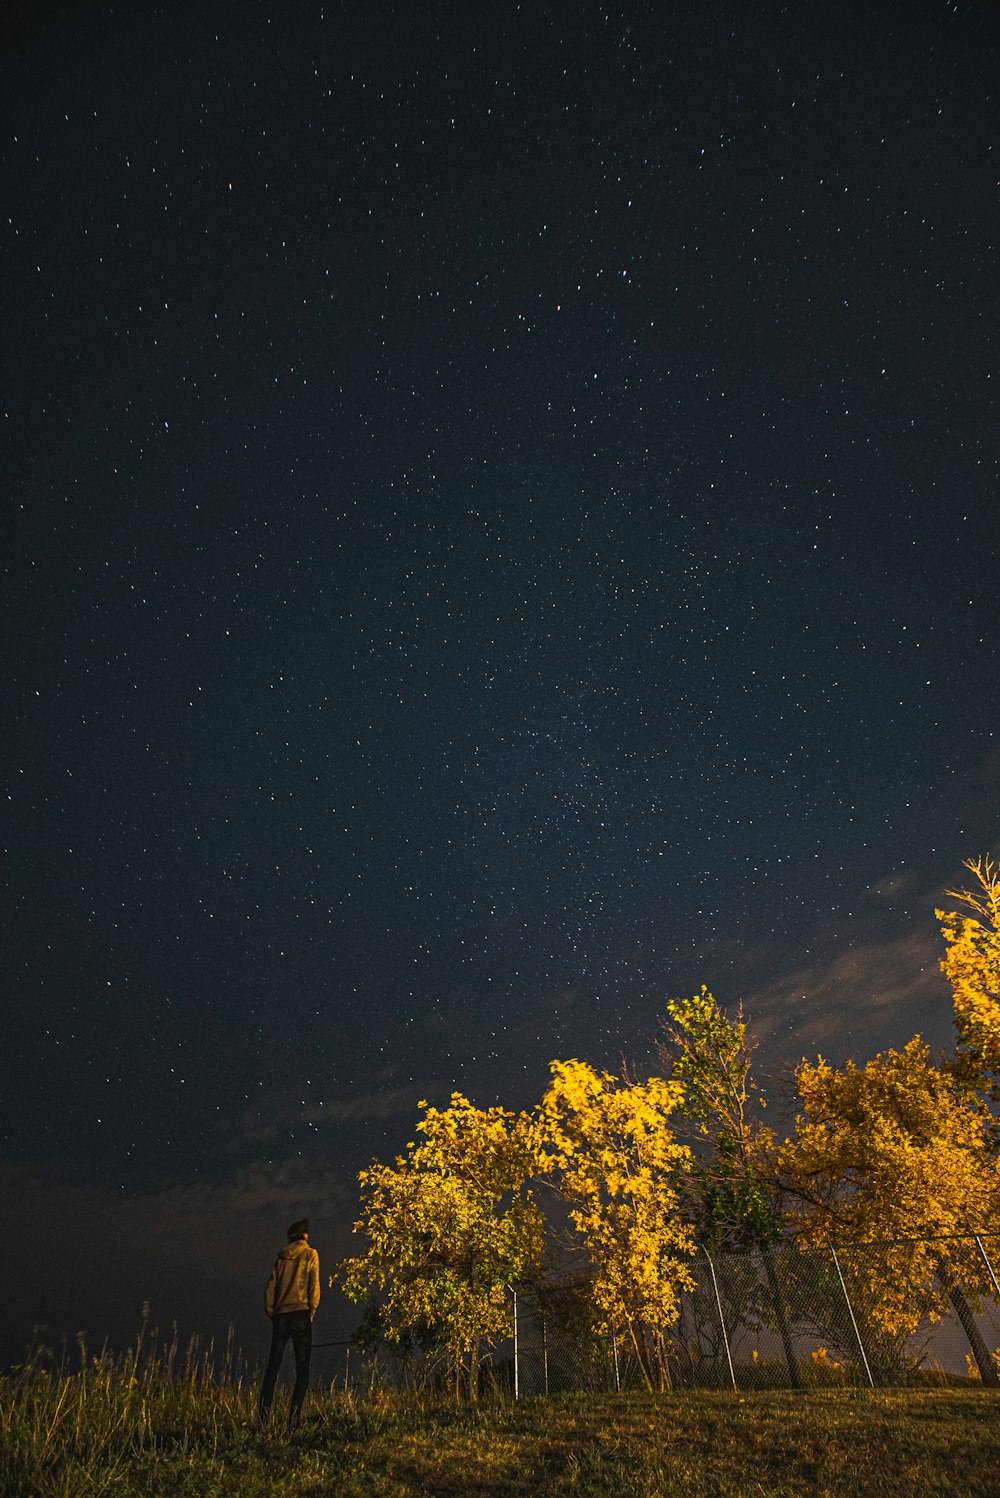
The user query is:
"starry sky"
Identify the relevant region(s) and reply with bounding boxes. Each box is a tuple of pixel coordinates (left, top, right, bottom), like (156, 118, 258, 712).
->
(3, 0, 998, 1369)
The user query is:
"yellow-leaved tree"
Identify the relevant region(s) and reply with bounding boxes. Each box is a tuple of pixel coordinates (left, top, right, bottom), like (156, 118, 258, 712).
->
(338, 1094, 543, 1399)
(533, 1058, 695, 1390)
(775, 1037, 1000, 1383)
(937, 855, 1000, 1097)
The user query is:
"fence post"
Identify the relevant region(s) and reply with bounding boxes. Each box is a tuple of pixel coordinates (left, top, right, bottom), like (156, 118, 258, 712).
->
(510, 1285, 519, 1401)
(829, 1245, 874, 1388)
(973, 1234, 1000, 1300)
(612, 1330, 620, 1393)
(701, 1246, 737, 1391)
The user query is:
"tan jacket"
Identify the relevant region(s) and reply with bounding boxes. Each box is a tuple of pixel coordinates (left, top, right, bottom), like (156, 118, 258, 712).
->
(264, 1237, 321, 1318)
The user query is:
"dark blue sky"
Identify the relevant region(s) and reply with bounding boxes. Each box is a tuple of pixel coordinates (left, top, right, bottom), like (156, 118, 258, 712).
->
(2, 0, 997, 1366)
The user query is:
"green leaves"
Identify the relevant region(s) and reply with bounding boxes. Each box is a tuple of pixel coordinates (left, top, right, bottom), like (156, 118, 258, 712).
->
(658, 988, 780, 1251)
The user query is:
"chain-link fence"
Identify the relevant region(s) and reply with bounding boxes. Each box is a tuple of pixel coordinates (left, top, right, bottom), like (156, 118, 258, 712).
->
(310, 1336, 516, 1399)
(512, 1234, 1000, 1395)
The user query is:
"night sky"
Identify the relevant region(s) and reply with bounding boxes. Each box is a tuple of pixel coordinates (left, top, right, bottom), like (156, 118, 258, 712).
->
(3, 1, 998, 1369)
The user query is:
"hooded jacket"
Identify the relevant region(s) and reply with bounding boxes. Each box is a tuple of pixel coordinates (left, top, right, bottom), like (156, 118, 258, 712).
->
(265, 1237, 321, 1318)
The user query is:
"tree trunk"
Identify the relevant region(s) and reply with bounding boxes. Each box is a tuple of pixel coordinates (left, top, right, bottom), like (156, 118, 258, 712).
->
(627, 1319, 655, 1392)
(938, 1270, 1000, 1387)
(762, 1248, 801, 1390)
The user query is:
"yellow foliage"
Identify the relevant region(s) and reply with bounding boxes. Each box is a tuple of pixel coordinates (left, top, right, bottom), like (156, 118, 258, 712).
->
(963, 1350, 1000, 1381)
(339, 1094, 543, 1377)
(777, 1038, 1000, 1338)
(937, 856, 1000, 1087)
(965, 1353, 978, 1380)
(534, 1059, 696, 1383)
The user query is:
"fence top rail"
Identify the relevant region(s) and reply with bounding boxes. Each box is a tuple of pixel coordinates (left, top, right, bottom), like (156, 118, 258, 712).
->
(699, 1231, 1000, 1260)
(509, 1232, 1000, 1294)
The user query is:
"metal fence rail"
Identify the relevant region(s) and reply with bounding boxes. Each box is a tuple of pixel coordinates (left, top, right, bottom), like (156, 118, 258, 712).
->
(512, 1234, 1000, 1395)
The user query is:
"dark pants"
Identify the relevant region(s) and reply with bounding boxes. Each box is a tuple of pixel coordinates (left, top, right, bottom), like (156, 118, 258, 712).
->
(258, 1310, 312, 1424)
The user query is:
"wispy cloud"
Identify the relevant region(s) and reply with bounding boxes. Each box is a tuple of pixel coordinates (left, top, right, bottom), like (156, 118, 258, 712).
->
(217, 1085, 419, 1151)
(731, 859, 967, 1068)
(745, 926, 946, 1058)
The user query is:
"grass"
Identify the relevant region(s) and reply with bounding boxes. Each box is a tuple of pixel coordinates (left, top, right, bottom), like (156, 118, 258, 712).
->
(3, 1340, 1000, 1497)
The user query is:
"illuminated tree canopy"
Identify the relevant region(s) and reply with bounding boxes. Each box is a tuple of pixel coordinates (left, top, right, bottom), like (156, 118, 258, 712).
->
(340, 853, 1000, 1394)
(533, 1058, 695, 1389)
(339, 1093, 543, 1396)
(937, 856, 1000, 1098)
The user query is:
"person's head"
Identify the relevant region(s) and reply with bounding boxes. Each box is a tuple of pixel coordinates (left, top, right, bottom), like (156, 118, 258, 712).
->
(287, 1218, 310, 1241)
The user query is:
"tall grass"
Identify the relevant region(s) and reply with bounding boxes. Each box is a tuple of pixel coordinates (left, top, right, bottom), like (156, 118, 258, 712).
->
(3, 1329, 1000, 1497)
(0, 1321, 254, 1497)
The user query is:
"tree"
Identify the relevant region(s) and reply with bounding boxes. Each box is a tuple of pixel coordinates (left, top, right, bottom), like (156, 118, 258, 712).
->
(533, 1058, 695, 1390)
(658, 988, 779, 1250)
(775, 1037, 1000, 1383)
(657, 989, 799, 1384)
(937, 855, 1000, 1101)
(338, 1094, 543, 1399)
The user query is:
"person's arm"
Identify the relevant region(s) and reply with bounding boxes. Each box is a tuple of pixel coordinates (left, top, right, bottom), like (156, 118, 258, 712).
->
(308, 1249, 321, 1320)
(264, 1261, 277, 1318)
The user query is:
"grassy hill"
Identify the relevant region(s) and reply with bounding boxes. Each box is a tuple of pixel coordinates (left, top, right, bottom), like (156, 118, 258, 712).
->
(3, 1348, 1000, 1496)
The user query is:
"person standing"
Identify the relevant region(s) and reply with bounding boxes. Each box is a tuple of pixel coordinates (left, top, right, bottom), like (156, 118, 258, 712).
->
(258, 1218, 320, 1427)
